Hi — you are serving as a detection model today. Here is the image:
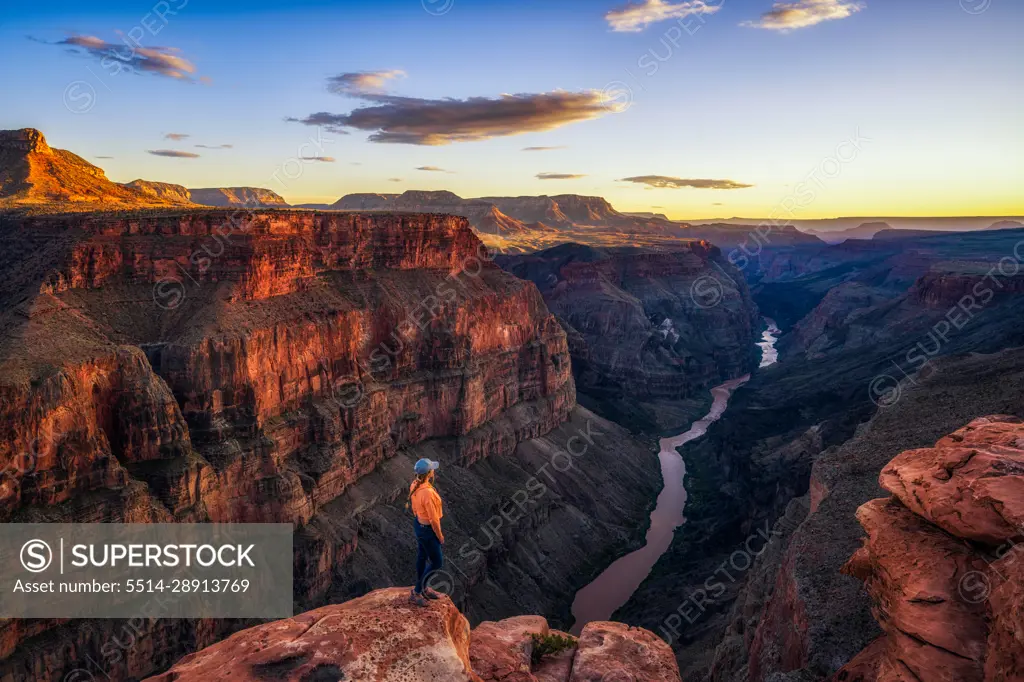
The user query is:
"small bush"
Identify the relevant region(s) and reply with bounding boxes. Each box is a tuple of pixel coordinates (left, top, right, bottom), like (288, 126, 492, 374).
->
(530, 632, 577, 665)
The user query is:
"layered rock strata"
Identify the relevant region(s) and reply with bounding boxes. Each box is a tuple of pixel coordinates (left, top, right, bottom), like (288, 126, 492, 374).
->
(834, 416, 1024, 682)
(498, 243, 760, 431)
(145, 588, 683, 682)
(0, 210, 662, 681)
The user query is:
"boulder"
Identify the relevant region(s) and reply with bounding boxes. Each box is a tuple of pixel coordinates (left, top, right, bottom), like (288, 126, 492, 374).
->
(143, 590, 682, 682)
(880, 416, 1024, 545)
(144, 588, 480, 682)
(469, 615, 549, 682)
(985, 551, 1024, 682)
(841, 497, 989, 682)
(570, 621, 682, 682)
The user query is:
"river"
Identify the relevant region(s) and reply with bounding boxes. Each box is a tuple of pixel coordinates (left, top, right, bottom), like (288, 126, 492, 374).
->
(758, 317, 781, 368)
(569, 318, 780, 634)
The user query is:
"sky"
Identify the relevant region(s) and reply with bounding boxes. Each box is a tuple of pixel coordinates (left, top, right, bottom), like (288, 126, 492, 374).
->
(1, 0, 1021, 219)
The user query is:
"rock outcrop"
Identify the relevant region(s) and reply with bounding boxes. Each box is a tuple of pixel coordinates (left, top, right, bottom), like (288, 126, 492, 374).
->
(985, 220, 1024, 231)
(123, 180, 195, 204)
(498, 242, 760, 431)
(145, 588, 682, 682)
(0, 129, 183, 208)
(805, 222, 891, 245)
(834, 416, 1024, 682)
(701, 347, 1024, 682)
(479, 194, 675, 234)
(188, 186, 289, 207)
(332, 191, 529, 235)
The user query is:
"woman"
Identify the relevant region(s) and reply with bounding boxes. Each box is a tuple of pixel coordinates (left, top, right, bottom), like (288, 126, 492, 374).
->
(408, 457, 445, 606)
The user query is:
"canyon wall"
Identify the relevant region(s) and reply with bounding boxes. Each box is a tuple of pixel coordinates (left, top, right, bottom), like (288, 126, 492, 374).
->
(616, 259, 1024, 679)
(0, 209, 661, 681)
(498, 243, 761, 432)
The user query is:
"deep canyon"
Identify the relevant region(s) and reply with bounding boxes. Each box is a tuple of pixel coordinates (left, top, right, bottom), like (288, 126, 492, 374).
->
(2, 130, 1024, 682)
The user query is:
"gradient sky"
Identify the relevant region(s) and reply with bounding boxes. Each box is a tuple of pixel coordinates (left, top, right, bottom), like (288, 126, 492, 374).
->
(2, 0, 1021, 219)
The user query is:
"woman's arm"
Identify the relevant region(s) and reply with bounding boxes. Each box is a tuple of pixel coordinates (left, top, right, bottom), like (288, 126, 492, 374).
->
(428, 491, 444, 543)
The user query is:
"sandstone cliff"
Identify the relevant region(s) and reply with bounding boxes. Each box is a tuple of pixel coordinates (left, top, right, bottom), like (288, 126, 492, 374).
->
(0, 209, 664, 681)
(834, 416, 1024, 682)
(0, 129, 183, 208)
(187, 186, 289, 207)
(123, 180, 195, 204)
(145, 588, 683, 682)
(332, 190, 529, 235)
(498, 243, 760, 432)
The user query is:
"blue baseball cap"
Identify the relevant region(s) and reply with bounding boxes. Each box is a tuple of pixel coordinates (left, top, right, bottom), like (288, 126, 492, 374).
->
(414, 458, 439, 475)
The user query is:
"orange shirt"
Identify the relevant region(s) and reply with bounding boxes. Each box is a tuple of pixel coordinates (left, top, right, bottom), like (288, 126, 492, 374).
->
(410, 481, 443, 526)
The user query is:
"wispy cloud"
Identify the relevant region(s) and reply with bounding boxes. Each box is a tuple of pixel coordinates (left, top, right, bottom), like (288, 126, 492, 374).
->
(290, 74, 616, 145)
(147, 149, 200, 158)
(94, 155, 115, 159)
(388, 178, 403, 182)
(49, 34, 197, 79)
(194, 143, 233, 149)
(605, 0, 722, 32)
(742, 0, 864, 31)
(620, 175, 753, 189)
(300, 156, 336, 162)
(536, 172, 586, 180)
(164, 132, 189, 140)
(327, 70, 406, 96)
(416, 165, 453, 173)
(522, 146, 567, 151)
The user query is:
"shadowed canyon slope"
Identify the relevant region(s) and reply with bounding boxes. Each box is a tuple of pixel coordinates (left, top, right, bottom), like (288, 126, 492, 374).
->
(0, 208, 668, 681)
(614, 226, 1024, 680)
(498, 243, 761, 432)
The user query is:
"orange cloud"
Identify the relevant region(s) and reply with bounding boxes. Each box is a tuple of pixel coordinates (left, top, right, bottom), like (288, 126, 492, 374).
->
(742, 0, 864, 31)
(620, 175, 753, 189)
(605, 0, 721, 32)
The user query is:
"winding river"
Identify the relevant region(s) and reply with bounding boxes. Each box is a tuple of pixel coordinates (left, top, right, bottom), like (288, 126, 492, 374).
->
(569, 319, 780, 634)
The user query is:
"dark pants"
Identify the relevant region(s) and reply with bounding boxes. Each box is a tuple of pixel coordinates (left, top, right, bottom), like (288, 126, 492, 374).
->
(414, 519, 443, 594)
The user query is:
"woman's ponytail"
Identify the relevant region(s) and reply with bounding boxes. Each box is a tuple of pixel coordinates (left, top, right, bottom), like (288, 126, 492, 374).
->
(406, 472, 429, 511)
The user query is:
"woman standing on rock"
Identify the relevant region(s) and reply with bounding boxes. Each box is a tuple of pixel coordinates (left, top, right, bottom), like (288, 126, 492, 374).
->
(408, 457, 445, 606)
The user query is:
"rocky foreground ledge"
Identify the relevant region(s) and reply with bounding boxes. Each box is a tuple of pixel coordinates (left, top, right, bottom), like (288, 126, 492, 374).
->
(144, 587, 682, 681)
(834, 415, 1024, 682)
